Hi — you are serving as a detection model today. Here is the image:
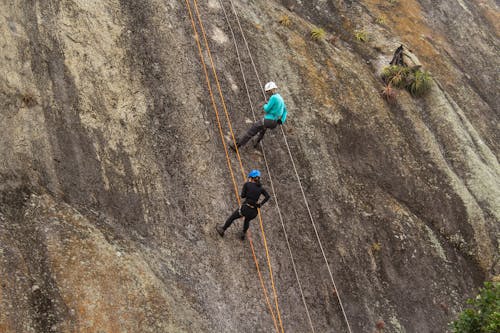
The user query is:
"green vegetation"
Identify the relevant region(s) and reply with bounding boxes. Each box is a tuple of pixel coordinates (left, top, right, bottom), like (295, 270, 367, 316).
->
(376, 16, 387, 25)
(408, 69, 432, 97)
(382, 65, 411, 89)
(310, 27, 326, 41)
(279, 14, 291, 27)
(354, 30, 368, 42)
(450, 282, 499, 333)
(381, 65, 432, 98)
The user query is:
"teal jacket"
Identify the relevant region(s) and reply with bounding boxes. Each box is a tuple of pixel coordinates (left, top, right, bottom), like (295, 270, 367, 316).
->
(263, 93, 287, 123)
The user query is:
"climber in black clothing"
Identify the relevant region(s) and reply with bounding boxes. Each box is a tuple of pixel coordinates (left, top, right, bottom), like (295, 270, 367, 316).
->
(216, 169, 270, 240)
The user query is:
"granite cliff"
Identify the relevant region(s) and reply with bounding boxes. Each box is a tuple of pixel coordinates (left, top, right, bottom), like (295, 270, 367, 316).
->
(0, 0, 498, 332)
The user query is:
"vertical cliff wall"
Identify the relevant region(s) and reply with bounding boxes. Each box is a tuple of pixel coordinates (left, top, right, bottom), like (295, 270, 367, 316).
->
(1, 0, 498, 332)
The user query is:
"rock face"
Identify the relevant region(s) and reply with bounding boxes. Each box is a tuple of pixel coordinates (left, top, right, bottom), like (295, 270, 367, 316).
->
(0, 0, 498, 332)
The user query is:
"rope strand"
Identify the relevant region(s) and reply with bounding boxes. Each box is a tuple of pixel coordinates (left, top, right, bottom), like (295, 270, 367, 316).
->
(192, 0, 245, 179)
(190, 1, 285, 332)
(227, 1, 353, 332)
(183, 1, 279, 331)
(218, 0, 315, 331)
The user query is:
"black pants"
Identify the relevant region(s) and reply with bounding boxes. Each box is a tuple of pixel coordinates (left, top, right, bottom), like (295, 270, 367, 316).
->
(223, 204, 258, 233)
(237, 119, 278, 147)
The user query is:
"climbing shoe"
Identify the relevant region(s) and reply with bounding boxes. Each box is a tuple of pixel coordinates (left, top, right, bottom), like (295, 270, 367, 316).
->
(239, 231, 246, 241)
(216, 225, 225, 237)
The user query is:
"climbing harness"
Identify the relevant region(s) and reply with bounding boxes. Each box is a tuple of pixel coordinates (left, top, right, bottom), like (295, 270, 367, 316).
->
(183, 1, 284, 332)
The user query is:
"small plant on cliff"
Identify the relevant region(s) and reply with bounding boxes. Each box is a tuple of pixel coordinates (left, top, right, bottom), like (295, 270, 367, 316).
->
(381, 65, 401, 80)
(20, 92, 37, 107)
(381, 65, 410, 89)
(279, 14, 291, 27)
(381, 85, 397, 103)
(371, 242, 382, 252)
(381, 65, 431, 98)
(450, 282, 499, 333)
(311, 27, 326, 41)
(408, 69, 432, 97)
(376, 16, 387, 25)
(354, 30, 368, 42)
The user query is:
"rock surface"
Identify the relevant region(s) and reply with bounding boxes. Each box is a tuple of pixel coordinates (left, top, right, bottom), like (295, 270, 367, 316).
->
(0, 0, 498, 332)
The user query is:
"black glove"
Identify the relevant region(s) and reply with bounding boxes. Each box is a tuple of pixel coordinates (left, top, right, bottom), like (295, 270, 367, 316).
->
(256, 203, 262, 208)
(277, 119, 282, 125)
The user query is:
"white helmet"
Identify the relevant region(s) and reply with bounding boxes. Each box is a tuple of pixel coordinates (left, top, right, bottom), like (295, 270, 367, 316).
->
(264, 81, 278, 91)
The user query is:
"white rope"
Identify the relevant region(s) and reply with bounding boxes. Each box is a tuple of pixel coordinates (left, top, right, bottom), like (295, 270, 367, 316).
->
(226, 1, 353, 332)
(217, 1, 315, 331)
(227, 0, 265, 99)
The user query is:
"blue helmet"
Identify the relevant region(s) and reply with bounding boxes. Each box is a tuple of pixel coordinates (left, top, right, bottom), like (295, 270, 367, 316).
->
(248, 169, 261, 178)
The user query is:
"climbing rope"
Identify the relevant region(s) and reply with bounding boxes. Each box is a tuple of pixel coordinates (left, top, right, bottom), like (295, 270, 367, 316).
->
(189, 1, 285, 331)
(183, 1, 279, 331)
(217, 0, 315, 332)
(185, 1, 285, 332)
(226, 1, 354, 332)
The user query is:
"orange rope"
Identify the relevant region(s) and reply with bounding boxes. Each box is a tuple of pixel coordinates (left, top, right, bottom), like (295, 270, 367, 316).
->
(190, 1, 285, 331)
(257, 211, 285, 333)
(183, 3, 239, 201)
(191, 0, 246, 180)
(183, 1, 279, 331)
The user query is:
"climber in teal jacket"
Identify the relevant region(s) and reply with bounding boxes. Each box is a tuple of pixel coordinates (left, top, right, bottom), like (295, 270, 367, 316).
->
(230, 81, 287, 150)
(263, 89, 288, 123)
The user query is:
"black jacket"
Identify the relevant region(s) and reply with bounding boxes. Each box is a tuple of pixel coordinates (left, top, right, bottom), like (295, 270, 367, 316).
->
(241, 182, 270, 207)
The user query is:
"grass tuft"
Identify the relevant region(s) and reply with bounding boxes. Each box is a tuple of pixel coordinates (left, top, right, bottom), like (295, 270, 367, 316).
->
(372, 242, 382, 252)
(408, 69, 432, 96)
(382, 65, 411, 88)
(311, 27, 326, 41)
(376, 16, 387, 25)
(279, 14, 291, 27)
(354, 30, 368, 42)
